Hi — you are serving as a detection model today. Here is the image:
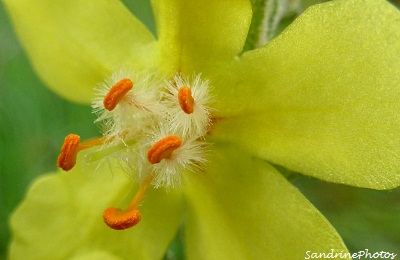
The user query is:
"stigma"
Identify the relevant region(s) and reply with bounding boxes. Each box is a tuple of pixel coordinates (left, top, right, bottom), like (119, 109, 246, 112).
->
(57, 70, 212, 230)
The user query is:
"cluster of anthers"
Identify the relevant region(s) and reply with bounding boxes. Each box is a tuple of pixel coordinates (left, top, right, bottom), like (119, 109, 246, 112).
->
(57, 70, 213, 230)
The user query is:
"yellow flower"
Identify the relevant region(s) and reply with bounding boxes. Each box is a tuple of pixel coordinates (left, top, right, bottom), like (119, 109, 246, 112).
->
(4, 0, 400, 259)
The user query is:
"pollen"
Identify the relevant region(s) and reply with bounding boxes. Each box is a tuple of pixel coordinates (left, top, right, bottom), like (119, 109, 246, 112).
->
(178, 87, 195, 114)
(103, 78, 133, 111)
(147, 136, 182, 164)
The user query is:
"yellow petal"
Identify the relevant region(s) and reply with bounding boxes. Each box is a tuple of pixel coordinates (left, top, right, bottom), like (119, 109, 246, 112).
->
(184, 144, 349, 259)
(151, 0, 252, 73)
(212, 0, 400, 189)
(9, 156, 184, 259)
(4, 0, 156, 103)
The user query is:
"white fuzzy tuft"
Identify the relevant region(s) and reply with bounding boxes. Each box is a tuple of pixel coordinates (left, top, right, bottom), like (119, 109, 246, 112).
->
(92, 69, 166, 145)
(141, 124, 209, 188)
(164, 74, 213, 137)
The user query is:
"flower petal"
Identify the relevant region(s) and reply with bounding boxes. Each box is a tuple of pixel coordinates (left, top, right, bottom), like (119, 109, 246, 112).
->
(212, 0, 400, 189)
(184, 144, 349, 259)
(151, 0, 252, 73)
(3, 0, 156, 103)
(9, 156, 184, 259)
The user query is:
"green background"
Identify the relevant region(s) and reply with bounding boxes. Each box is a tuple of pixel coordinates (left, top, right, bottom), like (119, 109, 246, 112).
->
(1, 0, 399, 259)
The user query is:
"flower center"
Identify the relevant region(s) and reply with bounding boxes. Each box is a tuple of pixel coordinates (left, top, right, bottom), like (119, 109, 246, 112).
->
(57, 71, 212, 230)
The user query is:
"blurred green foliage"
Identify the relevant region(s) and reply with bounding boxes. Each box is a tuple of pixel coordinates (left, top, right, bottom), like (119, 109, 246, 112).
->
(0, 0, 399, 259)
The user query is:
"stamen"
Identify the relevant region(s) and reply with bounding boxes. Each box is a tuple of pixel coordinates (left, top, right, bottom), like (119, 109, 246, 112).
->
(103, 78, 133, 111)
(57, 134, 105, 171)
(103, 172, 155, 230)
(178, 87, 195, 114)
(102, 208, 141, 230)
(147, 136, 182, 164)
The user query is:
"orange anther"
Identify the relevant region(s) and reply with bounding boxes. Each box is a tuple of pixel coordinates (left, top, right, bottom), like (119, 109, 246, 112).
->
(103, 208, 141, 230)
(57, 134, 80, 171)
(147, 136, 182, 164)
(103, 78, 133, 111)
(57, 134, 105, 171)
(103, 172, 155, 230)
(178, 87, 194, 114)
